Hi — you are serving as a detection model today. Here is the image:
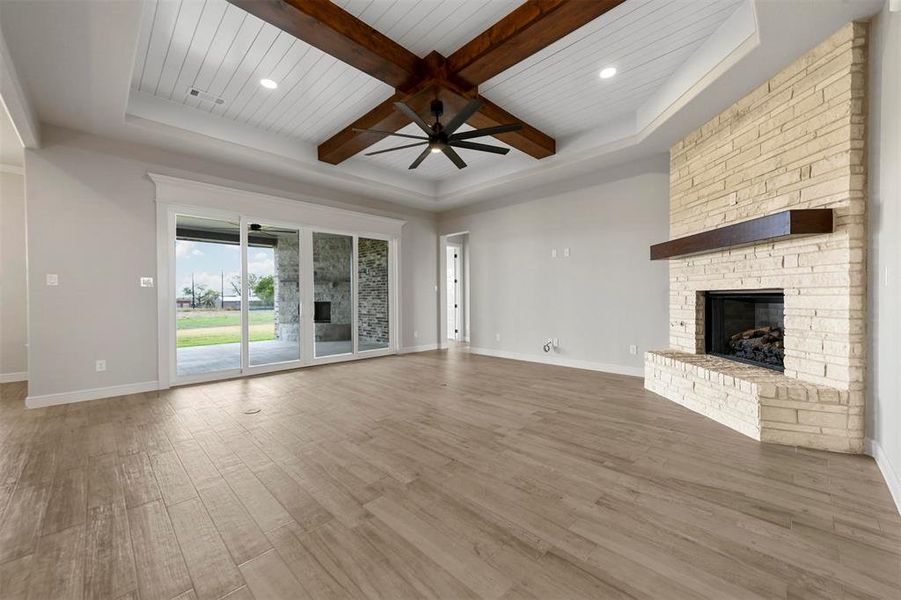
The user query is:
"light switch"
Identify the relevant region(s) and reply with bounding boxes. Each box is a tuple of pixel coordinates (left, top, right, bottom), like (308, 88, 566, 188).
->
(46, 274, 59, 286)
(140, 277, 154, 288)
(551, 248, 558, 258)
(563, 248, 570, 258)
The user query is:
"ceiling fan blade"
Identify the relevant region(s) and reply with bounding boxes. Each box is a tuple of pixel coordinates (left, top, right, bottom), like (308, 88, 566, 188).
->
(408, 147, 431, 170)
(394, 102, 433, 135)
(442, 146, 467, 169)
(352, 128, 428, 140)
(448, 140, 510, 155)
(365, 142, 427, 156)
(450, 123, 523, 141)
(442, 99, 482, 135)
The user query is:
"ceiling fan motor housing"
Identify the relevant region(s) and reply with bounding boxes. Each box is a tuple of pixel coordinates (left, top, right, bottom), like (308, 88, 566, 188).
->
(430, 99, 444, 120)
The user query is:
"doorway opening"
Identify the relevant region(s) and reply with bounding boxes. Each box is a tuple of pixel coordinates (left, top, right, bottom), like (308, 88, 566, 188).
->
(174, 215, 244, 377)
(442, 232, 469, 347)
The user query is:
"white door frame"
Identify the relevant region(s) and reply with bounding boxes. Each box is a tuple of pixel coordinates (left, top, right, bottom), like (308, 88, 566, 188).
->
(446, 242, 462, 341)
(152, 173, 403, 388)
(438, 231, 468, 348)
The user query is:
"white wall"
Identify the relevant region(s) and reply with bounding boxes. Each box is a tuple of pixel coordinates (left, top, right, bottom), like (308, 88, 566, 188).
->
(1, 170, 27, 380)
(24, 126, 438, 399)
(440, 157, 670, 375)
(868, 1, 901, 509)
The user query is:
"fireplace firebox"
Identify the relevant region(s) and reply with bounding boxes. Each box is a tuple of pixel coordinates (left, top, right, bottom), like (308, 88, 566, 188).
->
(705, 290, 785, 371)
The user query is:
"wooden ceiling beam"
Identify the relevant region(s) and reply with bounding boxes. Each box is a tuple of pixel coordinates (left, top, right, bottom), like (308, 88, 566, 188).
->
(442, 92, 555, 159)
(318, 87, 437, 165)
(448, 0, 626, 86)
(228, 0, 586, 164)
(227, 0, 422, 89)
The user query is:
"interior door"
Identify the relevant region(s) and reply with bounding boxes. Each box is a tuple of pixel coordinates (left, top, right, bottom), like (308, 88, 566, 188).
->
(446, 245, 460, 340)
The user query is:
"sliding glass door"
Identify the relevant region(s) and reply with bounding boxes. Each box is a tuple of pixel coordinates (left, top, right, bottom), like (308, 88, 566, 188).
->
(313, 232, 353, 358)
(358, 238, 390, 352)
(175, 215, 242, 378)
(246, 223, 301, 367)
(170, 212, 394, 384)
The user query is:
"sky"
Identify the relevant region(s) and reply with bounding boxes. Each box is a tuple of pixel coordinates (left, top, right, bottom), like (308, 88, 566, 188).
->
(176, 240, 274, 298)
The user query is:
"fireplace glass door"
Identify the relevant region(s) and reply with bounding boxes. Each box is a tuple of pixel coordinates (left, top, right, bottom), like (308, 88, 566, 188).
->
(705, 290, 785, 371)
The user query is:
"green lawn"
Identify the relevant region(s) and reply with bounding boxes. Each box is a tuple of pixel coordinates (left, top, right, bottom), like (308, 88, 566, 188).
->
(177, 326, 276, 348)
(176, 309, 274, 329)
(176, 310, 276, 348)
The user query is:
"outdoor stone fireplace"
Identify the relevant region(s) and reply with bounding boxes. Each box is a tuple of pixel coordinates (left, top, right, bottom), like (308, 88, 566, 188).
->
(644, 23, 867, 453)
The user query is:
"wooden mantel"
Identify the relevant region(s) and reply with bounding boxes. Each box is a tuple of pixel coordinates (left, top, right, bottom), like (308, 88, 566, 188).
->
(650, 209, 834, 260)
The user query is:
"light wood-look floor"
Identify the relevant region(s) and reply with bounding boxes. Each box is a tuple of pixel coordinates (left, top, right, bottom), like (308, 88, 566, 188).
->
(1, 349, 899, 600)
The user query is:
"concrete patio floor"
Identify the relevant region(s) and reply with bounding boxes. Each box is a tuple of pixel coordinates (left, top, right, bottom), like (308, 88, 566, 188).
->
(176, 339, 388, 376)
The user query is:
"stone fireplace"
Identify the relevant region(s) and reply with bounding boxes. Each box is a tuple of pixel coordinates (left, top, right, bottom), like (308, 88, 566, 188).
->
(645, 23, 867, 453)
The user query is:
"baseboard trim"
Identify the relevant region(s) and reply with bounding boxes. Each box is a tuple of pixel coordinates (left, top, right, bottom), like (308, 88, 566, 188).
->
(0, 371, 27, 383)
(398, 343, 439, 354)
(26, 380, 159, 409)
(865, 438, 901, 517)
(469, 347, 645, 378)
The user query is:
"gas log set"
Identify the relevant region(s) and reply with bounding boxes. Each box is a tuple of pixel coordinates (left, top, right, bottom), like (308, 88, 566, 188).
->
(729, 326, 785, 367)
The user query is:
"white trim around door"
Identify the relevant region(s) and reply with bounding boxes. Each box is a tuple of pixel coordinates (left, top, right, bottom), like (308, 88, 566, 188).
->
(151, 173, 404, 389)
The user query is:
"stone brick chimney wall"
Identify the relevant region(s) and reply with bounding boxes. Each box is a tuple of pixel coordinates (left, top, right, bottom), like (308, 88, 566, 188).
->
(646, 22, 868, 453)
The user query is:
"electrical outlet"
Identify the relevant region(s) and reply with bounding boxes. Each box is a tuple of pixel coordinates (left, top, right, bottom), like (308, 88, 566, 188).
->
(553, 338, 559, 348)
(140, 277, 154, 287)
(629, 344, 637, 355)
(95, 360, 106, 372)
(46, 274, 59, 286)
(495, 333, 501, 342)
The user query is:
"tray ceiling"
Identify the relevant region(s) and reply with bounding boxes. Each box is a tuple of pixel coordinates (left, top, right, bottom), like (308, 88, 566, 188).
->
(334, 0, 525, 58)
(127, 0, 745, 181)
(481, 0, 743, 139)
(131, 0, 394, 145)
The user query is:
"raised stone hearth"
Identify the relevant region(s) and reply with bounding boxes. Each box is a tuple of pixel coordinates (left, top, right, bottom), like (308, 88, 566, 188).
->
(645, 23, 867, 453)
(646, 351, 855, 452)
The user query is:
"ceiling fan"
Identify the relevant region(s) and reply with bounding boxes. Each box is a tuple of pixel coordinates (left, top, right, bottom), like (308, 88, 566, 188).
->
(354, 99, 523, 170)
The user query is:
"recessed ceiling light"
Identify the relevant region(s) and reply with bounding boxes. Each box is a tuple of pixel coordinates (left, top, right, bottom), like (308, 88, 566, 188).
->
(599, 67, 617, 80)
(259, 78, 278, 89)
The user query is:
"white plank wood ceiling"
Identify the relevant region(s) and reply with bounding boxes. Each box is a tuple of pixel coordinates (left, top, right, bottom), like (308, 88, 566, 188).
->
(481, 0, 744, 139)
(333, 0, 524, 57)
(131, 0, 394, 145)
(129, 0, 745, 178)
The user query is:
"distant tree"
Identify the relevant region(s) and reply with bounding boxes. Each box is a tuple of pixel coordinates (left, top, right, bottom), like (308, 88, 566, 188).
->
(182, 283, 209, 308)
(254, 275, 275, 305)
(229, 273, 260, 297)
(197, 288, 220, 308)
